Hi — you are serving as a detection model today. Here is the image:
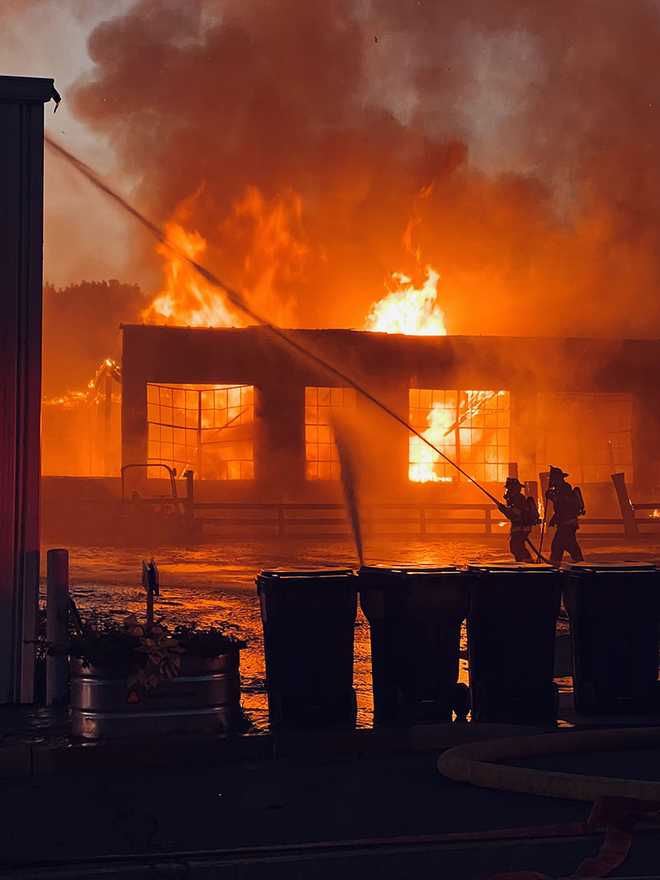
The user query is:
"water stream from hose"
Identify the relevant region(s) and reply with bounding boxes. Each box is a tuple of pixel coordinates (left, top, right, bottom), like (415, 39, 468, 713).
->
(331, 418, 365, 568)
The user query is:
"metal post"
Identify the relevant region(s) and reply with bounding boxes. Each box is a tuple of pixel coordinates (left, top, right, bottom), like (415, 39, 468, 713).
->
(184, 469, 194, 504)
(508, 462, 519, 479)
(46, 549, 69, 706)
(183, 469, 195, 537)
(611, 472, 639, 538)
(607, 439, 616, 472)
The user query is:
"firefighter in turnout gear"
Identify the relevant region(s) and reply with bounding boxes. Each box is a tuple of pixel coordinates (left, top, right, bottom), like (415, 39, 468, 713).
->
(499, 477, 540, 562)
(547, 465, 585, 563)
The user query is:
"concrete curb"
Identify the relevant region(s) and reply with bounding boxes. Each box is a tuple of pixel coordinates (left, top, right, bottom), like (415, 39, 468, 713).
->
(0, 722, 553, 779)
(5, 716, 660, 780)
(4, 829, 660, 880)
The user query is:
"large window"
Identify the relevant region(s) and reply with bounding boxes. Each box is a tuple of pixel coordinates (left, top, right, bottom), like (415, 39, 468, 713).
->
(305, 386, 356, 480)
(147, 383, 255, 479)
(409, 389, 510, 483)
(536, 392, 633, 484)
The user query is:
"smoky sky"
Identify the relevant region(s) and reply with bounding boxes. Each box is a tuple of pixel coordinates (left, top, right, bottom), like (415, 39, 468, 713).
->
(66, 0, 660, 337)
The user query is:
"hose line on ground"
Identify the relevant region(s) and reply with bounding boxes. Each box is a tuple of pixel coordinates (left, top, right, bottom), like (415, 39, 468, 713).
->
(438, 727, 660, 803)
(523, 537, 555, 567)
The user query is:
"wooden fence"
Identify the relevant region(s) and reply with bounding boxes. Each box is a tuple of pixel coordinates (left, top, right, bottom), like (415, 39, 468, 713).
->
(190, 500, 660, 539)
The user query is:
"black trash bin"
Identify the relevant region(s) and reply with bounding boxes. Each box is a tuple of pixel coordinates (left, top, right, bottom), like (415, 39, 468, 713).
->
(562, 563, 660, 715)
(359, 566, 469, 725)
(467, 564, 562, 724)
(256, 569, 357, 729)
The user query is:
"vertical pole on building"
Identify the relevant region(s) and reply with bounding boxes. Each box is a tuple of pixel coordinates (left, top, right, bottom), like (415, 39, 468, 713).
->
(0, 77, 57, 703)
(103, 370, 113, 476)
(197, 389, 203, 478)
(455, 391, 462, 480)
(607, 439, 616, 473)
(46, 548, 69, 705)
(87, 398, 93, 475)
(508, 462, 518, 479)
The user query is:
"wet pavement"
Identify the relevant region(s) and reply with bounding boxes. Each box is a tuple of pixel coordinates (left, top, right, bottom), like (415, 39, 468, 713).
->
(0, 536, 656, 877)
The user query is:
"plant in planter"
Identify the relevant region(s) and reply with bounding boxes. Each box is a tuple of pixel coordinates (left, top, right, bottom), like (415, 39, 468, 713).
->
(63, 560, 247, 738)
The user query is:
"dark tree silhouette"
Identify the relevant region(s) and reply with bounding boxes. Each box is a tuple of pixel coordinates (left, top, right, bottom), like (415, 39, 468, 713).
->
(43, 279, 143, 396)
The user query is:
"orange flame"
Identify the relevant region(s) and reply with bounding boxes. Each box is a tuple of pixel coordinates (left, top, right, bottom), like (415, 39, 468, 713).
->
(143, 186, 306, 328)
(143, 221, 245, 328)
(364, 266, 447, 336)
(229, 186, 307, 326)
(409, 401, 455, 482)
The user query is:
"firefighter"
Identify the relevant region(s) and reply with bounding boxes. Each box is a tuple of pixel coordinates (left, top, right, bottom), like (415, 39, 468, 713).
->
(546, 465, 585, 563)
(499, 477, 540, 562)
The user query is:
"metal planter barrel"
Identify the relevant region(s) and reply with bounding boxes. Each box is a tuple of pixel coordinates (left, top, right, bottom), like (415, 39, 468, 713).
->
(359, 566, 469, 725)
(257, 569, 357, 729)
(71, 651, 242, 739)
(562, 563, 660, 715)
(466, 564, 561, 724)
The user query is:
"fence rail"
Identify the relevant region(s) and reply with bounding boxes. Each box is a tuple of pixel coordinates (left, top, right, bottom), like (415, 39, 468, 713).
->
(185, 500, 660, 539)
(127, 472, 660, 539)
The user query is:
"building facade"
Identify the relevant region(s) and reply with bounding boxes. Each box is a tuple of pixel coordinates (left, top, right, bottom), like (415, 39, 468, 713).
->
(121, 324, 660, 500)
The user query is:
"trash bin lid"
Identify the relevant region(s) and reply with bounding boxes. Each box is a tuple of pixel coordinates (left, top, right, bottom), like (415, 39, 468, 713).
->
(561, 562, 658, 574)
(257, 568, 354, 581)
(467, 563, 557, 574)
(359, 564, 461, 577)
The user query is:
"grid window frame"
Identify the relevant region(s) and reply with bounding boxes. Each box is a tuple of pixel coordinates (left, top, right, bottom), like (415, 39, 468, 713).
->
(146, 383, 255, 480)
(304, 386, 357, 480)
(535, 391, 634, 485)
(409, 388, 511, 484)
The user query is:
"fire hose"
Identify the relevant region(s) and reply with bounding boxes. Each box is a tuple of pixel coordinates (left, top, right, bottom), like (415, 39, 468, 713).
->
(524, 536, 555, 567)
(437, 727, 660, 878)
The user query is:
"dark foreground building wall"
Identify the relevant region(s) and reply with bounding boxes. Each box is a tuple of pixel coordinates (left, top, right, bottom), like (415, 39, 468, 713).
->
(121, 324, 660, 500)
(0, 77, 57, 703)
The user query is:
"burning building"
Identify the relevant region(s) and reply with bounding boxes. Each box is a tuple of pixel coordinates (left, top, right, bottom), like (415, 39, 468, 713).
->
(39, 211, 660, 542)
(119, 323, 655, 503)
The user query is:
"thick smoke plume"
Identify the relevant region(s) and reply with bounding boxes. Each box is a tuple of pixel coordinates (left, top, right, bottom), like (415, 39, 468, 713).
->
(70, 0, 660, 337)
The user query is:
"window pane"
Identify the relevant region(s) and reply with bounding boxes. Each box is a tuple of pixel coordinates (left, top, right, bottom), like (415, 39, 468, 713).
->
(410, 388, 509, 484)
(146, 383, 255, 480)
(304, 387, 356, 480)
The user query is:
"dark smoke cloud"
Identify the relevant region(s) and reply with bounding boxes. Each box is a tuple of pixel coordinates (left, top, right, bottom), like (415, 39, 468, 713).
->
(70, 0, 660, 337)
